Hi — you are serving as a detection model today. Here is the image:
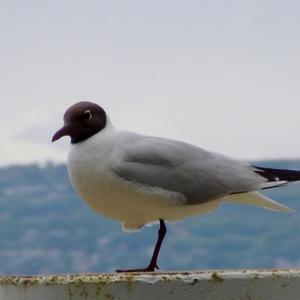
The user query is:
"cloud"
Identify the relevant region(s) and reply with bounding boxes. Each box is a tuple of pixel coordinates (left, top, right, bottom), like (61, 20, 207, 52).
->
(14, 121, 68, 151)
(0, 0, 300, 164)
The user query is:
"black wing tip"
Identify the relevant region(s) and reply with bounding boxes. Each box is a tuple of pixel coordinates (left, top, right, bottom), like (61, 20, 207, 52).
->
(253, 165, 300, 183)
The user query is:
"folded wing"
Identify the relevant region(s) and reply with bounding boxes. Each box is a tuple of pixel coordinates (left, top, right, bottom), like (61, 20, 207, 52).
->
(112, 134, 291, 209)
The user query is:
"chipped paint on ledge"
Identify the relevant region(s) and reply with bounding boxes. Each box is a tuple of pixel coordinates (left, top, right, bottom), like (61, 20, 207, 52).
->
(0, 269, 300, 300)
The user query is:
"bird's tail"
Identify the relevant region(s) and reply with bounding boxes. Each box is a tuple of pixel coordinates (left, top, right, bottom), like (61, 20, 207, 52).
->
(225, 191, 293, 212)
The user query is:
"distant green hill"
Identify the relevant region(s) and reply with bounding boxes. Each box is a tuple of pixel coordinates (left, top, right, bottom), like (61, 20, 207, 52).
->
(0, 160, 300, 275)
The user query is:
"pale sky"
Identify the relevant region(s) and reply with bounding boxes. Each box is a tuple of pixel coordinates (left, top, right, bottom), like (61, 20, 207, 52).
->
(1, 0, 300, 166)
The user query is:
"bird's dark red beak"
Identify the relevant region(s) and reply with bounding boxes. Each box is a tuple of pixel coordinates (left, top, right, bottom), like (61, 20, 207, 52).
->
(52, 126, 70, 142)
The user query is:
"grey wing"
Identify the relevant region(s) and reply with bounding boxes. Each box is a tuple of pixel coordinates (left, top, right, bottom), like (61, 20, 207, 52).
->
(112, 134, 267, 205)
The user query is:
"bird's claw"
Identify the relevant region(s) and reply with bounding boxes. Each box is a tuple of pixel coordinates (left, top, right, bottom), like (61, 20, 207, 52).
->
(116, 264, 159, 273)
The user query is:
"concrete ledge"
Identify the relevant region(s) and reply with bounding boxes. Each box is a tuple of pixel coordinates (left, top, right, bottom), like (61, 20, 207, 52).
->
(0, 269, 300, 300)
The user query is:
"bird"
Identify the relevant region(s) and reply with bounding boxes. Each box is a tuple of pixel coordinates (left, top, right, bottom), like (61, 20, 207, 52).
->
(52, 101, 299, 272)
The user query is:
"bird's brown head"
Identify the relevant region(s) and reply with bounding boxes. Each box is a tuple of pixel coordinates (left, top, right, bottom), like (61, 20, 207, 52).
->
(52, 101, 107, 144)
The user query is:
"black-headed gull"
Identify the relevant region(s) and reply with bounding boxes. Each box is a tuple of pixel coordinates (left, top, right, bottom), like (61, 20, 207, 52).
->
(52, 101, 298, 272)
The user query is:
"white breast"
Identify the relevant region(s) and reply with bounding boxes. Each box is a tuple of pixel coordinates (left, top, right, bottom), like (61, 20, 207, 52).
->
(67, 126, 222, 231)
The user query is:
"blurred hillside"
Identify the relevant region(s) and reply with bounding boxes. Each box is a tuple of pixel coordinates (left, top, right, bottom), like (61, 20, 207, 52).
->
(0, 160, 300, 275)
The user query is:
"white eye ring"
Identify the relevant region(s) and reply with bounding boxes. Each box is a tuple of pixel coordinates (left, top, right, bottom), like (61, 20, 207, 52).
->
(84, 110, 92, 120)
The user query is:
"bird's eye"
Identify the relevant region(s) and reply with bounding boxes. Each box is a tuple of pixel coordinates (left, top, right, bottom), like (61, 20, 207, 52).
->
(83, 110, 92, 121)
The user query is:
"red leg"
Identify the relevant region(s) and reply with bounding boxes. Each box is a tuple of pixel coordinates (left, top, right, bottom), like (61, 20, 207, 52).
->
(116, 219, 167, 272)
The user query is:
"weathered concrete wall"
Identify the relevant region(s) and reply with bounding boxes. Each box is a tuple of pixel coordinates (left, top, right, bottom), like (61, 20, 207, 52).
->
(0, 269, 299, 300)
